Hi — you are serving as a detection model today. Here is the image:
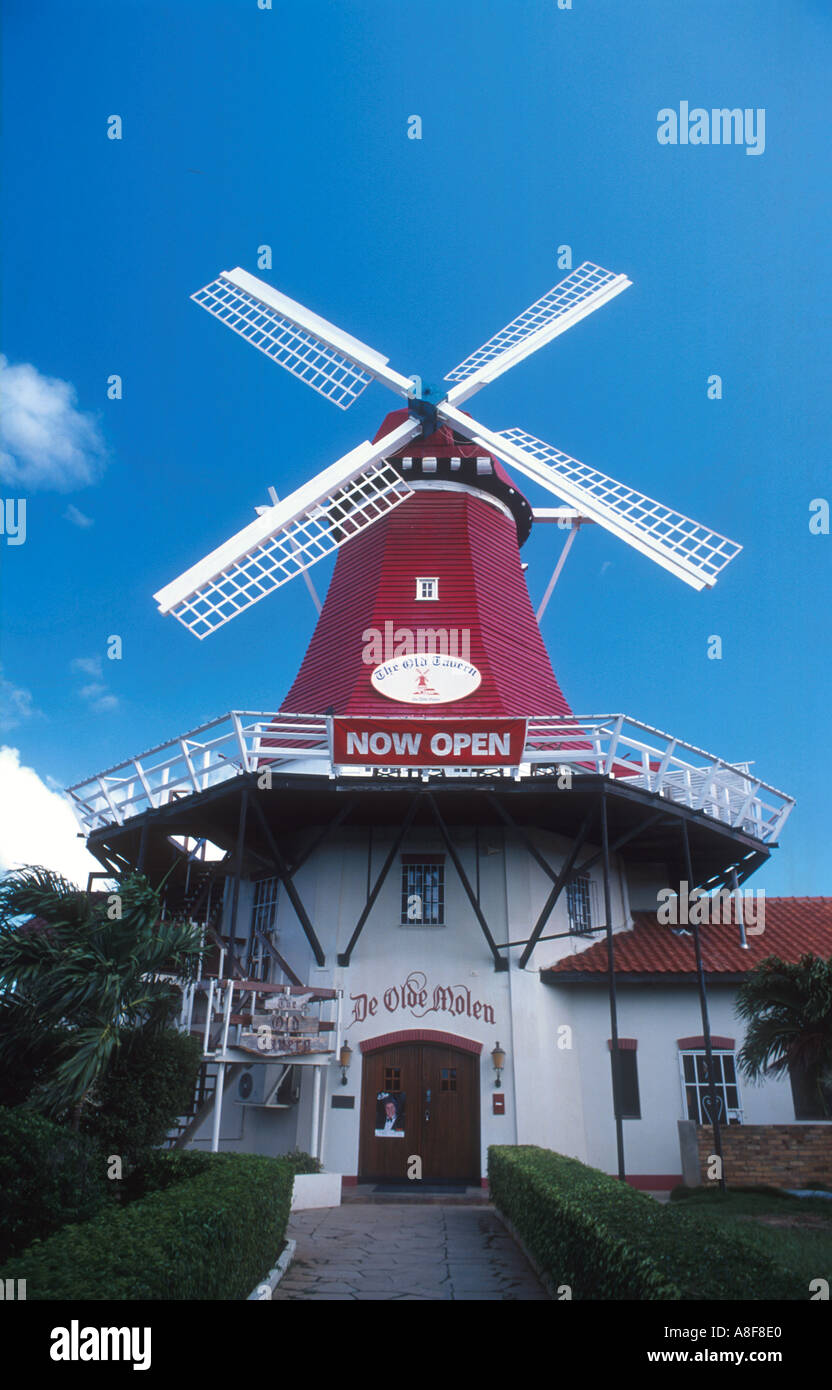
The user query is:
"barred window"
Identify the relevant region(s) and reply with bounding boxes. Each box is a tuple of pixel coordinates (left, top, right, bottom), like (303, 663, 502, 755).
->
(679, 1050, 743, 1125)
(252, 876, 280, 936)
(401, 861, 444, 926)
(567, 874, 592, 934)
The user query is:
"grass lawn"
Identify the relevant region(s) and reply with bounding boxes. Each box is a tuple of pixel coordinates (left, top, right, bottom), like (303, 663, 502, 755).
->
(667, 1188, 832, 1296)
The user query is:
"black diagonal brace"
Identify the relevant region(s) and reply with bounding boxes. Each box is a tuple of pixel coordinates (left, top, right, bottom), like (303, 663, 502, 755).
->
(289, 798, 356, 878)
(249, 792, 325, 966)
(519, 806, 595, 968)
(338, 794, 422, 966)
(426, 794, 507, 972)
(487, 794, 561, 884)
(567, 808, 666, 880)
(254, 927, 303, 988)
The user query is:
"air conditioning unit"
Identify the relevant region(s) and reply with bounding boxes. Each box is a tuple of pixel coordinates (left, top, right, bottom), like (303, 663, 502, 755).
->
(235, 1063, 295, 1107)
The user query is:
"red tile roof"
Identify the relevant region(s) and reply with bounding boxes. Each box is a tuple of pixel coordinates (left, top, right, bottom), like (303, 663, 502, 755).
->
(543, 899, 832, 978)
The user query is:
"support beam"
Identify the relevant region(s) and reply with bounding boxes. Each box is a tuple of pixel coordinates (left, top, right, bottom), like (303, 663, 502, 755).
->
(680, 818, 726, 1193)
(536, 521, 580, 623)
(137, 818, 150, 875)
(254, 927, 303, 988)
(602, 791, 626, 1182)
(519, 808, 595, 968)
(206, 924, 248, 980)
(338, 795, 422, 965)
(210, 1062, 226, 1153)
(426, 795, 507, 971)
(228, 787, 249, 951)
(249, 791, 326, 966)
(567, 808, 666, 881)
(487, 795, 561, 885)
(289, 798, 356, 877)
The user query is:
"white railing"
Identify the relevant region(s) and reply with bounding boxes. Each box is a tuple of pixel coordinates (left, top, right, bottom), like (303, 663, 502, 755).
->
(65, 710, 794, 845)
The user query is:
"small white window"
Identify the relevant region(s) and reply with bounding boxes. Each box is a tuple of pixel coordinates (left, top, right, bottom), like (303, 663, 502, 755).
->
(567, 874, 593, 934)
(416, 577, 438, 600)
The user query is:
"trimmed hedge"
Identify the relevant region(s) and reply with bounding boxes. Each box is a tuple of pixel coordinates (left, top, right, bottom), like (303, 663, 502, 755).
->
(0, 1151, 311, 1300)
(489, 1145, 680, 1299)
(488, 1146, 804, 1300)
(0, 1107, 108, 1261)
(82, 1028, 204, 1164)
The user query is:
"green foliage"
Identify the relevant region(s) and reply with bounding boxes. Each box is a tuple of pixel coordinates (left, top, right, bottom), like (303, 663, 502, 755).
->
(0, 1107, 108, 1261)
(278, 1148, 323, 1176)
(735, 953, 832, 1114)
(82, 1028, 203, 1164)
(0, 1008, 66, 1110)
(0, 866, 203, 1118)
(0, 1151, 317, 1300)
(488, 1146, 809, 1300)
(122, 1149, 213, 1203)
(488, 1145, 681, 1300)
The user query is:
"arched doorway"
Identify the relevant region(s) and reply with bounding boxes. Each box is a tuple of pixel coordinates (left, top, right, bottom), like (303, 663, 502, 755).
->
(358, 1030, 481, 1183)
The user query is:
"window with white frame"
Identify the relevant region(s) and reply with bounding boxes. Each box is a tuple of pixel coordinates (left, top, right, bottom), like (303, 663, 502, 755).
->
(401, 859, 445, 926)
(567, 874, 593, 934)
(252, 876, 280, 936)
(679, 1049, 743, 1125)
(415, 577, 438, 600)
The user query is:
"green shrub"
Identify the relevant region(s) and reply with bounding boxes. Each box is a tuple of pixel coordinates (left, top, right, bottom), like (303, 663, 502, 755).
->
(0, 1107, 108, 1261)
(0, 1151, 316, 1300)
(488, 1146, 805, 1301)
(279, 1148, 323, 1176)
(81, 1028, 203, 1164)
(121, 1147, 213, 1203)
(488, 1145, 680, 1299)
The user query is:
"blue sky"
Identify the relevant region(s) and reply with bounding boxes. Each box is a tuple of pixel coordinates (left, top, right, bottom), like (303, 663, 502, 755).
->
(1, 0, 829, 892)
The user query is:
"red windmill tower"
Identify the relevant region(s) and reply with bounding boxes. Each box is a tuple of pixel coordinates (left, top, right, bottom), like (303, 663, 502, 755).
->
(154, 261, 741, 733)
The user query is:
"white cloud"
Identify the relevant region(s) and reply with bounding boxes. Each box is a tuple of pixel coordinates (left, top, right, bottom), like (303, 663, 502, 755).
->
(0, 672, 39, 732)
(0, 356, 107, 493)
(77, 680, 119, 713)
(64, 504, 94, 528)
(0, 746, 100, 884)
(71, 656, 102, 679)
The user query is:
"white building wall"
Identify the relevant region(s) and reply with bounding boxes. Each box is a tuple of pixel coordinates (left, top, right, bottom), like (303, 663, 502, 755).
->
(556, 983, 798, 1180)
(191, 821, 795, 1184)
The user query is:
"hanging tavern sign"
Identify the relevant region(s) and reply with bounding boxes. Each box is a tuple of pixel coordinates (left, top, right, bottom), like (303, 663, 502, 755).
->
(332, 716, 527, 767)
(370, 654, 482, 704)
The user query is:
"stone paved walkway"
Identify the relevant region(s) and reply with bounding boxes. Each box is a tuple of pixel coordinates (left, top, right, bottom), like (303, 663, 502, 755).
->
(272, 1203, 548, 1301)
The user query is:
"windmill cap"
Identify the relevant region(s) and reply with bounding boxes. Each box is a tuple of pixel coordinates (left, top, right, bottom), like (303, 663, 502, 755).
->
(373, 408, 533, 545)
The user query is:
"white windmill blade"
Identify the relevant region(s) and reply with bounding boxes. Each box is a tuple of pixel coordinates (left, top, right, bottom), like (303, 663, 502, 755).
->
(191, 267, 414, 410)
(154, 417, 421, 638)
(444, 262, 632, 407)
(438, 404, 742, 590)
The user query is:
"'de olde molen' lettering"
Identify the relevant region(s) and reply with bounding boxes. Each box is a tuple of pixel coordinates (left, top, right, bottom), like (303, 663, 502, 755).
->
(350, 971, 495, 1028)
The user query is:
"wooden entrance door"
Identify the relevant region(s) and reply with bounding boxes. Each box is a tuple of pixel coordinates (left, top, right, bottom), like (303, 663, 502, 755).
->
(359, 1041, 480, 1183)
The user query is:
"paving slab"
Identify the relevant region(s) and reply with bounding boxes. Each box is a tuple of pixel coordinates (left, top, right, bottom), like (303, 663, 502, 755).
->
(272, 1203, 547, 1302)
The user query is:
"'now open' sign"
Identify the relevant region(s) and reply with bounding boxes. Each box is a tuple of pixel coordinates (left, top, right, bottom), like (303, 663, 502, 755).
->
(332, 717, 527, 767)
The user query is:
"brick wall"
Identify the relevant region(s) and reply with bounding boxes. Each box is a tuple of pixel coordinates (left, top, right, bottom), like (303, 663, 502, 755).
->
(696, 1125, 832, 1186)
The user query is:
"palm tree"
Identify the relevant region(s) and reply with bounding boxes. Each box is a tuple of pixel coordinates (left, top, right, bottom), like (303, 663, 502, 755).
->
(736, 953, 832, 1116)
(0, 866, 203, 1124)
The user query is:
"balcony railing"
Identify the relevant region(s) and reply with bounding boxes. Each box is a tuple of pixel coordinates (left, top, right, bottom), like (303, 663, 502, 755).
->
(65, 710, 794, 845)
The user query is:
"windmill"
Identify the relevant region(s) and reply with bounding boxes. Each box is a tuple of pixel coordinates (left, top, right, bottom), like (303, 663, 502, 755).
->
(153, 261, 742, 715)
